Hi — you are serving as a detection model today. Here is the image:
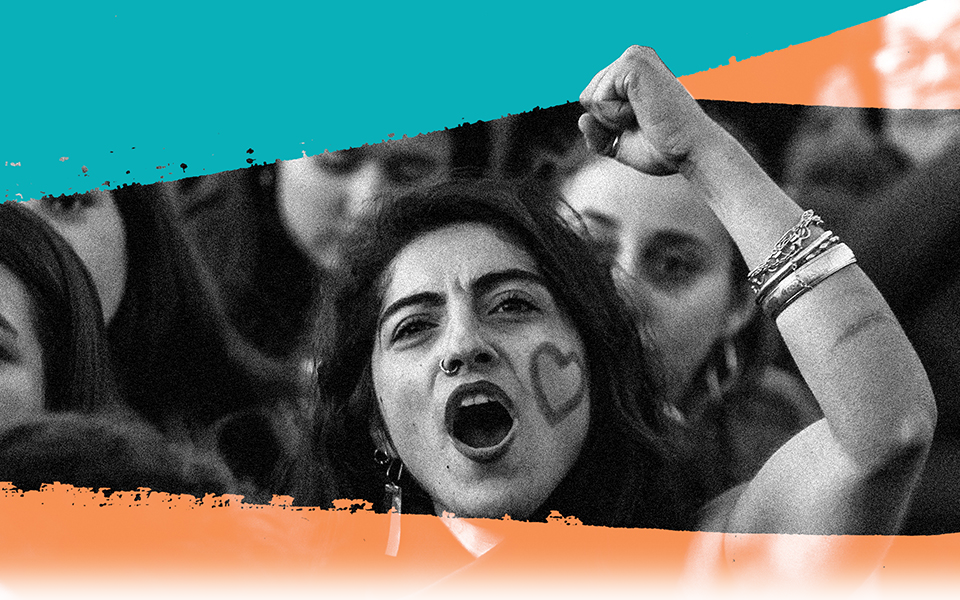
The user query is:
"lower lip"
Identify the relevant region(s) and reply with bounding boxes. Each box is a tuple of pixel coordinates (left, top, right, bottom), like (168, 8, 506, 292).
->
(450, 422, 518, 464)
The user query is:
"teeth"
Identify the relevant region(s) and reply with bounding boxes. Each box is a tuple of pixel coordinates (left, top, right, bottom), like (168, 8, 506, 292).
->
(460, 394, 495, 408)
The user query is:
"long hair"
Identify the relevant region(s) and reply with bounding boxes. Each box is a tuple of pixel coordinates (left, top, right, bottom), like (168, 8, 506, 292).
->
(105, 183, 316, 499)
(315, 179, 702, 528)
(0, 201, 117, 412)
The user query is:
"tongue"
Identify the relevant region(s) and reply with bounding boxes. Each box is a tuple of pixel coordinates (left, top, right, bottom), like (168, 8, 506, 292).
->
(454, 402, 513, 449)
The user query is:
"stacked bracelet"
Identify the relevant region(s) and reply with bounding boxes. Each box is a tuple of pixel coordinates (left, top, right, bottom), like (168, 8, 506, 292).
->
(759, 243, 857, 319)
(755, 230, 839, 302)
(747, 210, 823, 294)
(748, 210, 857, 320)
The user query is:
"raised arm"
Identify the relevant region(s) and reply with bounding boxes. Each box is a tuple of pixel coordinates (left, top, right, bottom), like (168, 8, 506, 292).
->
(579, 45, 936, 572)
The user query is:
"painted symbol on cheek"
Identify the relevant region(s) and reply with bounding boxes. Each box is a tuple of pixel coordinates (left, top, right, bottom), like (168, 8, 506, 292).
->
(530, 342, 587, 427)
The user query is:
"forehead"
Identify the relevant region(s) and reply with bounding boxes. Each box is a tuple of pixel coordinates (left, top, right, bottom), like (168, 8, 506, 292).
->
(382, 223, 539, 300)
(563, 159, 728, 245)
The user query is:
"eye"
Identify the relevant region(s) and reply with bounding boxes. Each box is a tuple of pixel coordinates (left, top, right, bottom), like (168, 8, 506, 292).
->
(589, 236, 619, 270)
(391, 315, 435, 343)
(641, 244, 706, 291)
(489, 291, 539, 317)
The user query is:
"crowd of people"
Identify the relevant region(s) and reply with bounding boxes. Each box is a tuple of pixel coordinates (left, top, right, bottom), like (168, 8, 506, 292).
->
(1, 46, 953, 580)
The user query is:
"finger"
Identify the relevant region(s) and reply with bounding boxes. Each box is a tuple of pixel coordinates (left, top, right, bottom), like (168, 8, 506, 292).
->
(580, 66, 636, 130)
(578, 113, 619, 156)
(616, 47, 696, 126)
(578, 62, 612, 106)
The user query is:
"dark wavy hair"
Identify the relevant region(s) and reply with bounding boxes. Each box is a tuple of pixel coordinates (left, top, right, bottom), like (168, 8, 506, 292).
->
(314, 179, 703, 528)
(0, 201, 117, 412)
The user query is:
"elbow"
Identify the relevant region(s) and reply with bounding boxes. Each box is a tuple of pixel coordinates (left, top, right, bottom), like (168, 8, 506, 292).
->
(904, 389, 937, 452)
(875, 388, 937, 470)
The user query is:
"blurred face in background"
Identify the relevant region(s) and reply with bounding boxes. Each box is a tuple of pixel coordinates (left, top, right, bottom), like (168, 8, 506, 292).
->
(278, 132, 452, 271)
(563, 159, 752, 399)
(874, 0, 960, 163)
(23, 191, 128, 323)
(0, 265, 45, 423)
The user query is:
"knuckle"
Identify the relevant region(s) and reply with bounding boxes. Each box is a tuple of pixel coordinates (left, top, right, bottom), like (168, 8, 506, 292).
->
(624, 45, 654, 58)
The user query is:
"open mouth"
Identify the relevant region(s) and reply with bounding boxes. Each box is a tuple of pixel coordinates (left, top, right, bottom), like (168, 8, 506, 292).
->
(445, 381, 517, 462)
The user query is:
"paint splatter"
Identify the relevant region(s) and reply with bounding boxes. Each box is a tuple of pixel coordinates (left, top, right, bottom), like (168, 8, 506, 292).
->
(180, 163, 188, 172)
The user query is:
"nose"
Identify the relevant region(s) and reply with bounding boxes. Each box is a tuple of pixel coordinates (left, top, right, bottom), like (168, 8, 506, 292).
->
(345, 160, 388, 221)
(439, 309, 498, 376)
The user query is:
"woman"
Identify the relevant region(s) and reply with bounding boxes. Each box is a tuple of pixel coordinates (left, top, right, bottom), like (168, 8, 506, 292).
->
(316, 45, 934, 562)
(0, 201, 116, 416)
(23, 185, 317, 501)
(0, 201, 235, 496)
(562, 149, 820, 494)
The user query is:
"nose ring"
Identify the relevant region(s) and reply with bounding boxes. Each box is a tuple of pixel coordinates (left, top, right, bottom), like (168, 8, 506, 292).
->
(439, 358, 462, 376)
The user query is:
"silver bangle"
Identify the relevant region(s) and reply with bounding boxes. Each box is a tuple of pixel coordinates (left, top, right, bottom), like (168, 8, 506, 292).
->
(761, 243, 857, 320)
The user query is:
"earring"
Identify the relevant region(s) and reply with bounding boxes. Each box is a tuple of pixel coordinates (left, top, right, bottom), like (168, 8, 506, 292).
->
(374, 449, 403, 557)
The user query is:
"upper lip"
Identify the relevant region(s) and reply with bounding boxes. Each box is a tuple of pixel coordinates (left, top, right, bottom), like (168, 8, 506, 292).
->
(444, 380, 517, 462)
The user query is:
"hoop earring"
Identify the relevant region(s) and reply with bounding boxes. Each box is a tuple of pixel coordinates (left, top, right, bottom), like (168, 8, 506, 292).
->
(374, 449, 404, 557)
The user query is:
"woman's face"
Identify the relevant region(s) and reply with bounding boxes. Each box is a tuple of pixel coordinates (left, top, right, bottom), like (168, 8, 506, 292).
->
(0, 265, 45, 422)
(372, 223, 590, 520)
(563, 159, 749, 398)
(278, 133, 452, 271)
(23, 191, 128, 324)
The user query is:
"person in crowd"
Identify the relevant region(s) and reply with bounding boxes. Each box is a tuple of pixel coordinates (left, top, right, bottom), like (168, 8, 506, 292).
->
(782, 104, 960, 538)
(0, 201, 117, 417)
(561, 149, 820, 495)
(312, 47, 935, 582)
(0, 201, 236, 496)
(23, 186, 316, 502)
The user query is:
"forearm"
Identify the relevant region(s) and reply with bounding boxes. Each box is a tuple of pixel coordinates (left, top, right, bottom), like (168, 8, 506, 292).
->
(682, 127, 937, 467)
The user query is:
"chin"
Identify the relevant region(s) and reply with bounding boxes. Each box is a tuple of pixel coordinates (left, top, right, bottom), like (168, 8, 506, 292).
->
(439, 489, 541, 521)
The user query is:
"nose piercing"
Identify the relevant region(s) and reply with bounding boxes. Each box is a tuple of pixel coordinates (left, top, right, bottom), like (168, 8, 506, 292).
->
(440, 358, 462, 376)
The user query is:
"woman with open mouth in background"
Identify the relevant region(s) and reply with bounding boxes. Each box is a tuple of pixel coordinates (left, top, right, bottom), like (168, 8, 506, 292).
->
(313, 46, 935, 583)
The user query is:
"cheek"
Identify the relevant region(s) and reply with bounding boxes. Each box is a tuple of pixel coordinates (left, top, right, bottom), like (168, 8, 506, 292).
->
(645, 272, 736, 377)
(528, 341, 589, 428)
(371, 355, 431, 451)
(0, 362, 45, 421)
(57, 211, 128, 323)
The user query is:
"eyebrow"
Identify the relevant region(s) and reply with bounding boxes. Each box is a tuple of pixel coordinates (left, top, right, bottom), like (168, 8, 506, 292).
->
(376, 269, 547, 332)
(647, 229, 709, 252)
(472, 269, 547, 297)
(377, 291, 443, 333)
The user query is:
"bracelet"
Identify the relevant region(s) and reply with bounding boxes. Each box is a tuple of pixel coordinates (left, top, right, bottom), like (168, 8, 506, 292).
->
(748, 210, 823, 293)
(755, 230, 839, 304)
(761, 243, 857, 320)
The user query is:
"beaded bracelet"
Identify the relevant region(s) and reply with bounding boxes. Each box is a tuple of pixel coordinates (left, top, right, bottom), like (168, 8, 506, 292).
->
(760, 243, 857, 319)
(747, 210, 823, 294)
